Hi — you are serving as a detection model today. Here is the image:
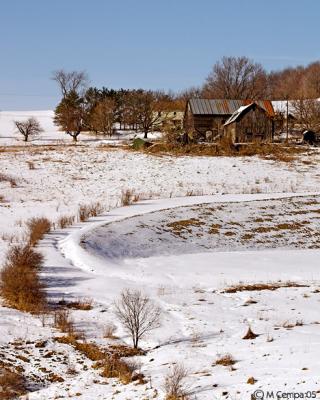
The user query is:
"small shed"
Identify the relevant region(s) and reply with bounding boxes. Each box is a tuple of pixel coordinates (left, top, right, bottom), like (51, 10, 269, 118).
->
(223, 102, 274, 143)
(184, 99, 274, 141)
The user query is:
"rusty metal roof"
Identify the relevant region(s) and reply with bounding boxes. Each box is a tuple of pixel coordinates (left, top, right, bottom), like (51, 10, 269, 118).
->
(188, 99, 275, 117)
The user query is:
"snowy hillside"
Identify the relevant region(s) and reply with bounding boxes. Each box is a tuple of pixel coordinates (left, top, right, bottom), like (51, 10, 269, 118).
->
(1, 112, 320, 399)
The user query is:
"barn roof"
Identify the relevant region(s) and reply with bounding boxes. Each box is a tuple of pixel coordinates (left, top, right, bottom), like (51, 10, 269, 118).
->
(224, 103, 254, 126)
(188, 98, 275, 117)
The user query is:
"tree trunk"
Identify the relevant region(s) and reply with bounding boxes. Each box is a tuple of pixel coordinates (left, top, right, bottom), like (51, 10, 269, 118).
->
(144, 131, 148, 139)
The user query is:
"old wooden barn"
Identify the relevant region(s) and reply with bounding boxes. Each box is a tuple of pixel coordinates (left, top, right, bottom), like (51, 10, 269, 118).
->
(224, 102, 274, 143)
(184, 98, 275, 142)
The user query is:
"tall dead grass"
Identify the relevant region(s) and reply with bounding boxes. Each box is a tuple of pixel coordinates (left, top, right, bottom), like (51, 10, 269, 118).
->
(57, 215, 75, 229)
(78, 202, 104, 222)
(26, 217, 51, 246)
(121, 189, 140, 206)
(0, 245, 47, 313)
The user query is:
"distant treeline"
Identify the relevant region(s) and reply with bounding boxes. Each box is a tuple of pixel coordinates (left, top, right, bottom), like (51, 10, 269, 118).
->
(51, 57, 320, 141)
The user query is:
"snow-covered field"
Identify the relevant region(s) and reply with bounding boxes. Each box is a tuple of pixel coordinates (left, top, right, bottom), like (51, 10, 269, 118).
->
(0, 110, 161, 146)
(1, 111, 320, 399)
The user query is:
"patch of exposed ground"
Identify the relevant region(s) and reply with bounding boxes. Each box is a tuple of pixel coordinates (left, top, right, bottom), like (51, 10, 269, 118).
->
(83, 195, 320, 259)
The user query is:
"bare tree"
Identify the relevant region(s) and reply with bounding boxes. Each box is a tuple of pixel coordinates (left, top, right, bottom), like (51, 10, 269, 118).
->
(163, 363, 190, 400)
(177, 86, 202, 102)
(123, 90, 175, 139)
(291, 99, 320, 131)
(303, 62, 320, 98)
(203, 56, 268, 99)
(52, 69, 88, 98)
(90, 98, 116, 136)
(14, 117, 43, 142)
(114, 289, 161, 349)
(268, 66, 305, 100)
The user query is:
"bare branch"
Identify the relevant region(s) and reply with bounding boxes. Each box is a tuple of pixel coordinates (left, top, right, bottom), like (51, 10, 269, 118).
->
(203, 56, 267, 99)
(52, 69, 88, 97)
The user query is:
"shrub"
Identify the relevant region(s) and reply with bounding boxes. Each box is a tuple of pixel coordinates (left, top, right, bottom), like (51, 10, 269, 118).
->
(54, 309, 75, 334)
(101, 355, 134, 385)
(0, 245, 46, 313)
(5, 244, 43, 270)
(26, 217, 51, 246)
(163, 363, 189, 400)
(132, 138, 151, 150)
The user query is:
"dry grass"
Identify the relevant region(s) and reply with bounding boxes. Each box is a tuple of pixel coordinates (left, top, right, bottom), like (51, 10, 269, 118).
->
(54, 309, 76, 335)
(121, 189, 134, 206)
(0, 245, 47, 313)
(108, 344, 144, 357)
(103, 323, 117, 339)
(252, 221, 307, 234)
(143, 141, 305, 163)
(0, 194, 5, 203)
(26, 217, 51, 246)
(215, 354, 236, 366)
(26, 161, 35, 170)
(65, 298, 93, 311)
(55, 335, 136, 384)
(57, 215, 75, 229)
(222, 281, 308, 293)
(78, 202, 104, 222)
(0, 368, 28, 399)
(0, 173, 17, 188)
(242, 327, 259, 340)
(281, 320, 304, 329)
(100, 355, 136, 385)
(167, 218, 204, 236)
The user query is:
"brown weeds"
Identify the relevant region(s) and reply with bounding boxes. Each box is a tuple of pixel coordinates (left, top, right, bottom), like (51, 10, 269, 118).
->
(78, 202, 104, 222)
(143, 142, 305, 163)
(0, 245, 47, 313)
(26, 217, 51, 246)
(0, 173, 18, 188)
(57, 215, 75, 229)
(223, 281, 308, 293)
(215, 354, 236, 366)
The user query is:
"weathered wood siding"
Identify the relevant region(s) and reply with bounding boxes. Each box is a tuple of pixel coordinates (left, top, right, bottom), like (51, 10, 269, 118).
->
(225, 107, 273, 143)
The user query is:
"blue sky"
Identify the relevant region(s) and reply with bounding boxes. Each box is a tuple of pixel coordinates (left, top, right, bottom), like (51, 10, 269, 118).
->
(0, 0, 319, 110)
